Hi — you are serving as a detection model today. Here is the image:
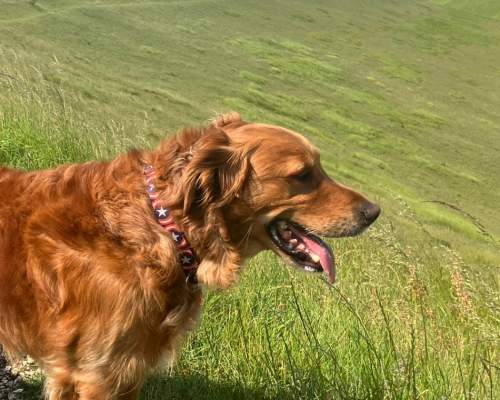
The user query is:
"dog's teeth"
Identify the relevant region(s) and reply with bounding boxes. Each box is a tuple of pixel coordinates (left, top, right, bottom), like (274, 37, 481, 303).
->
(289, 239, 298, 247)
(281, 230, 292, 240)
(304, 266, 315, 272)
(296, 243, 306, 251)
(277, 221, 288, 229)
(310, 253, 320, 263)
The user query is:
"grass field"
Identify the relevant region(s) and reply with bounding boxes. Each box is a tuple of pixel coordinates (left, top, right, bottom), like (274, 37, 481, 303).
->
(1, 0, 499, 399)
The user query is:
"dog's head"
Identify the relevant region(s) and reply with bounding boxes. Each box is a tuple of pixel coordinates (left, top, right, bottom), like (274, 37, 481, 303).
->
(169, 113, 380, 288)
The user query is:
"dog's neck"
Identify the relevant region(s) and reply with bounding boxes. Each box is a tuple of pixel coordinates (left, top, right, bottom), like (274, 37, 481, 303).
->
(138, 138, 244, 289)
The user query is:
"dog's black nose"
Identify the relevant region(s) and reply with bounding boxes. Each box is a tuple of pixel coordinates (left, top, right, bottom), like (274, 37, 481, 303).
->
(359, 202, 381, 226)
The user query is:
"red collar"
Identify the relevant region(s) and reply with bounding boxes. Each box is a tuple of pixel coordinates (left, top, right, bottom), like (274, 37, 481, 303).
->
(143, 165, 198, 283)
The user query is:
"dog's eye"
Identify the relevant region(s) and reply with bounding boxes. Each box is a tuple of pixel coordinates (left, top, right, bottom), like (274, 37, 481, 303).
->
(292, 169, 313, 182)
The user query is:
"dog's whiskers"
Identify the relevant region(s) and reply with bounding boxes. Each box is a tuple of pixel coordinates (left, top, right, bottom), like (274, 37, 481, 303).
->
(238, 222, 254, 252)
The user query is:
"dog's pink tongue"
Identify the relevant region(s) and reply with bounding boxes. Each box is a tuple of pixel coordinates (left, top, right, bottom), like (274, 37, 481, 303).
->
(301, 235, 336, 284)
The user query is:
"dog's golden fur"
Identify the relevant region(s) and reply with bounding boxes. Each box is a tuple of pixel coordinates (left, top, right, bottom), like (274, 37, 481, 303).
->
(0, 113, 378, 399)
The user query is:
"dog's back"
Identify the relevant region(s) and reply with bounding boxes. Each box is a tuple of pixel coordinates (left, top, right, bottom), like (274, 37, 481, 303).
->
(0, 163, 108, 358)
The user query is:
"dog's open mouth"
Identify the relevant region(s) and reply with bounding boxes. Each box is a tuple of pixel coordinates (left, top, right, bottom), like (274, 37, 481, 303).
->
(268, 220, 335, 283)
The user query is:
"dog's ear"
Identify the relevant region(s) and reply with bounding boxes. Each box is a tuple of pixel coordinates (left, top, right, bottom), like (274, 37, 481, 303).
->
(177, 125, 251, 289)
(181, 127, 250, 216)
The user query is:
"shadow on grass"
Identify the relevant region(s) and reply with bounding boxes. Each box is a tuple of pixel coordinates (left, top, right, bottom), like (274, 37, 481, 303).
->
(21, 378, 44, 400)
(141, 372, 288, 400)
(21, 372, 288, 400)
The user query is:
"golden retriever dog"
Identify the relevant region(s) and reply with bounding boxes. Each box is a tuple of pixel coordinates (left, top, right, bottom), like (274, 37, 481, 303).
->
(0, 112, 379, 399)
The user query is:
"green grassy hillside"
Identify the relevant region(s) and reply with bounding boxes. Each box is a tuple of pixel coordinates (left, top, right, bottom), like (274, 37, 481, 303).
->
(1, 0, 498, 399)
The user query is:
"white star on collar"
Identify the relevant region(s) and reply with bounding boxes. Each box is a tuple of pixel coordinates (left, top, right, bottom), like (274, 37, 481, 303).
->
(172, 232, 181, 242)
(156, 207, 168, 217)
(181, 255, 192, 265)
